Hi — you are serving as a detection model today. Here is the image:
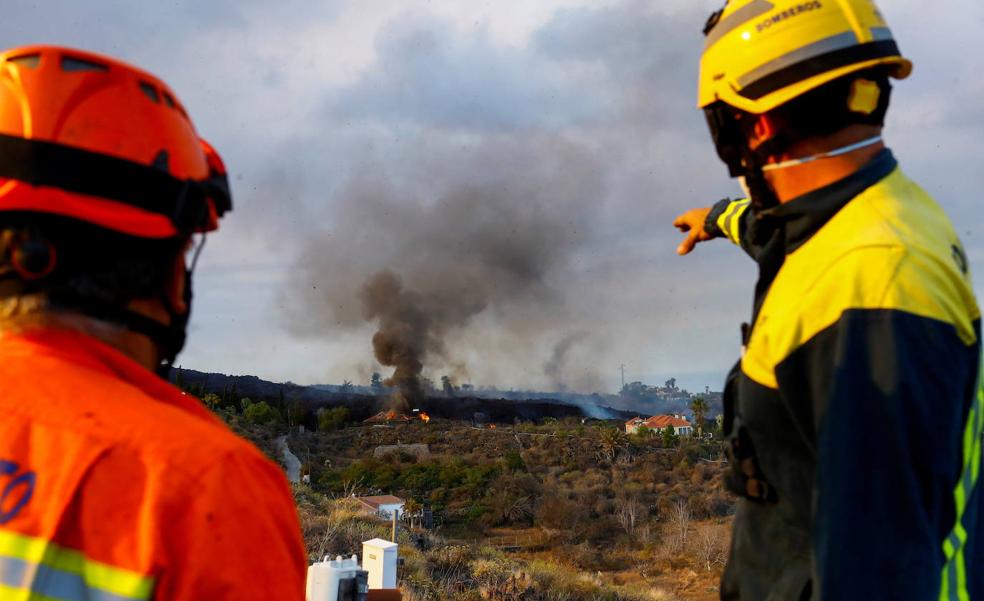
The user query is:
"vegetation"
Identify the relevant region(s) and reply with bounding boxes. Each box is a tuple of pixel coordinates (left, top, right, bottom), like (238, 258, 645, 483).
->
(317, 406, 350, 431)
(295, 486, 729, 601)
(183, 380, 735, 600)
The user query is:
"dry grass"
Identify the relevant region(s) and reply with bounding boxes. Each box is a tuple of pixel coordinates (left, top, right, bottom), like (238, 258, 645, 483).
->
(294, 489, 725, 601)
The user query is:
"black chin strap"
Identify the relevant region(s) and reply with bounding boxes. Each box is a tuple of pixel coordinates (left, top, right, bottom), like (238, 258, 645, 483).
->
(47, 290, 189, 376)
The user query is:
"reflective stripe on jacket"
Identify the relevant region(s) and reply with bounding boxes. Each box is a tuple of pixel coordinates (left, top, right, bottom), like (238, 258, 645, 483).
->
(0, 329, 307, 600)
(708, 150, 983, 600)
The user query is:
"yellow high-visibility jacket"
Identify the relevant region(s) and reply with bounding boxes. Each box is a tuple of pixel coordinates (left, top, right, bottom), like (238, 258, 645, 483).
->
(704, 150, 983, 600)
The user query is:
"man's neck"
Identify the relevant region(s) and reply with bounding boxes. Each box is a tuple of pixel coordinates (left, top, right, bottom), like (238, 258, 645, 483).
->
(20, 312, 160, 371)
(764, 125, 884, 203)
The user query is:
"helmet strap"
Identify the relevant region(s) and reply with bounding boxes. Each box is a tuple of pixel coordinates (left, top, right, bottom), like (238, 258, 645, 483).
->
(760, 135, 883, 172)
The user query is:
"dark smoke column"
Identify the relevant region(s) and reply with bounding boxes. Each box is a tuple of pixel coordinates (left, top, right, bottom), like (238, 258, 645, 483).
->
(360, 270, 429, 411)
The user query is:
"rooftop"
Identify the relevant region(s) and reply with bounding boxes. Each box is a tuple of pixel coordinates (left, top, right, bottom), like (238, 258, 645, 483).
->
(355, 495, 405, 510)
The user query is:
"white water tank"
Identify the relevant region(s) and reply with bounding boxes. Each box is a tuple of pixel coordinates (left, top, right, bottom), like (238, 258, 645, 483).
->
(362, 539, 398, 589)
(306, 555, 362, 601)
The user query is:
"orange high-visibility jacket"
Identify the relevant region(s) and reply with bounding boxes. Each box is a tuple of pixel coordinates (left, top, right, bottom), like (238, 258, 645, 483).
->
(0, 328, 308, 600)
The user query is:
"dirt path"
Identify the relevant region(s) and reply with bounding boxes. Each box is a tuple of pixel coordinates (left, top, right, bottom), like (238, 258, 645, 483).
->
(277, 435, 302, 484)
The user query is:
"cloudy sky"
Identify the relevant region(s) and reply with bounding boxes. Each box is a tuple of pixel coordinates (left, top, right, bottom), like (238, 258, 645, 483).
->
(4, 0, 983, 393)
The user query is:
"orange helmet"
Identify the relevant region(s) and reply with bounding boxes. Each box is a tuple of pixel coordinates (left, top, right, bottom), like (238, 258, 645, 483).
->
(0, 45, 231, 238)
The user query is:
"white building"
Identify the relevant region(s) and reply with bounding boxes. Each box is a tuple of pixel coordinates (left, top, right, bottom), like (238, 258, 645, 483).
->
(354, 495, 405, 519)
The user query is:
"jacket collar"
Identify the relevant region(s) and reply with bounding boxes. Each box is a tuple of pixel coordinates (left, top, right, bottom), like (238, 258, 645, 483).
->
(0, 327, 218, 423)
(755, 149, 898, 253)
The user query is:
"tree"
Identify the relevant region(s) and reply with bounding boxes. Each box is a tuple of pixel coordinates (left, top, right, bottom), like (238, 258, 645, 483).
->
(243, 400, 280, 425)
(690, 397, 708, 438)
(615, 495, 644, 535)
(441, 375, 455, 397)
(370, 372, 383, 393)
(599, 427, 627, 463)
(200, 393, 222, 411)
(340, 380, 353, 394)
(318, 406, 349, 431)
(287, 399, 307, 428)
(661, 424, 679, 447)
(503, 451, 525, 472)
(669, 498, 692, 551)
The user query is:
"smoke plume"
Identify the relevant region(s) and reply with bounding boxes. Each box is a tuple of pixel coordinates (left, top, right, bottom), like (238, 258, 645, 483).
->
(543, 332, 589, 391)
(284, 134, 606, 397)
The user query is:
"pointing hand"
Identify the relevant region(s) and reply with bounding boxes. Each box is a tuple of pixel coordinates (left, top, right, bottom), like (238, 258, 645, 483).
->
(673, 207, 713, 255)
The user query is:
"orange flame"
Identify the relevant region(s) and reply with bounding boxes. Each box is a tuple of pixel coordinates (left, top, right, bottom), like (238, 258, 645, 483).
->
(489, 424, 497, 430)
(419, 412, 431, 423)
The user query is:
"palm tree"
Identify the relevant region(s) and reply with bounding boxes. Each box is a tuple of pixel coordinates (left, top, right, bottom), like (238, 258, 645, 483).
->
(599, 427, 627, 463)
(690, 397, 708, 438)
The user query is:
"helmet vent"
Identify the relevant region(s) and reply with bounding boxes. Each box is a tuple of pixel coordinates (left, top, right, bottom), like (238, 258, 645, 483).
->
(8, 54, 40, 69)
(61, 56, 108, 72)
(139, 82, 161, 104)
(162, 92, 176, 108)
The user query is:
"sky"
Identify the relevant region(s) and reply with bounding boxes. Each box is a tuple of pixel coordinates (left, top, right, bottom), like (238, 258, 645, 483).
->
(4, 0, 984, 394)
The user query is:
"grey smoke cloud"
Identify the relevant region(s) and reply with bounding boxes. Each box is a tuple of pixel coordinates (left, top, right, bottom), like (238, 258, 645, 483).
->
(3, 1, 979, 394)
(281, 5, 742, 393)
(284, 130, 607, 393)
(543, 332, 589, 391)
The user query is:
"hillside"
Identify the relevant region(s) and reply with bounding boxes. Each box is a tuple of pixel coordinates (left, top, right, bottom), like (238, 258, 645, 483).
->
(172, 367, 644, 424)
(216, 401, 734, 601)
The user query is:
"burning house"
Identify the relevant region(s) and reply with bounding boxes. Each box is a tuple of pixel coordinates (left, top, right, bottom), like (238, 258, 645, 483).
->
(363, 410, 430, 425)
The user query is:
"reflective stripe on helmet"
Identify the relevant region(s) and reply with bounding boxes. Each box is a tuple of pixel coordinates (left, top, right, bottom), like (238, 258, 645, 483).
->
(738, 38, 902, 100)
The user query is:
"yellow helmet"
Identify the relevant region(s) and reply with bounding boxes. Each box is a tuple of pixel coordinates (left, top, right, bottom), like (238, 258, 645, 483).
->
(698, 0, 912, 114)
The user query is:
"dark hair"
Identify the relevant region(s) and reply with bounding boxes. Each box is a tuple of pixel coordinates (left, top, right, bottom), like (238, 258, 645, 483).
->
(766, 67, 893, 144)
(0, 213, 184, 306)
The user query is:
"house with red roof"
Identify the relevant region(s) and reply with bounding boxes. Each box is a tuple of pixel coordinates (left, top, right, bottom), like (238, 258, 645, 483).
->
(625, 414, 693, 437)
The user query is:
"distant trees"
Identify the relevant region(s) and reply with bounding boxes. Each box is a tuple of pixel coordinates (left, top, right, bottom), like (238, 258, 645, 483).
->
(690, 397, 708, 438)
(318, 407, 350, 431)
(200, 393, 222, 411)
(370, 372, 384, 393)
(244, 400, 281, 425)
(441, 375, 456, 397)
(285, 399, 308, 428)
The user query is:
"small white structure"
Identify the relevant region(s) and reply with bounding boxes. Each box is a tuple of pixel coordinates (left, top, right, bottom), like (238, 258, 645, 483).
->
(306, 555, 364, 601)
(353, 495, 404, 519)
(362, 539, 398, 590)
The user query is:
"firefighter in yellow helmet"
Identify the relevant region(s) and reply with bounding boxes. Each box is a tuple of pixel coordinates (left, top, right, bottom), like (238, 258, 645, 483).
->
(673, 1, 983, 599)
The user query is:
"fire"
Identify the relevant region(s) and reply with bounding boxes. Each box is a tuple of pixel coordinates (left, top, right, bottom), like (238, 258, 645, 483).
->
(419, 412, 431, 423)
(488, 424, 497, 430)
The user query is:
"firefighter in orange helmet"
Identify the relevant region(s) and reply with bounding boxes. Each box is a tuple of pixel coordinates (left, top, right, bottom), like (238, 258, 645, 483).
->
(0, 46, 307, 599)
